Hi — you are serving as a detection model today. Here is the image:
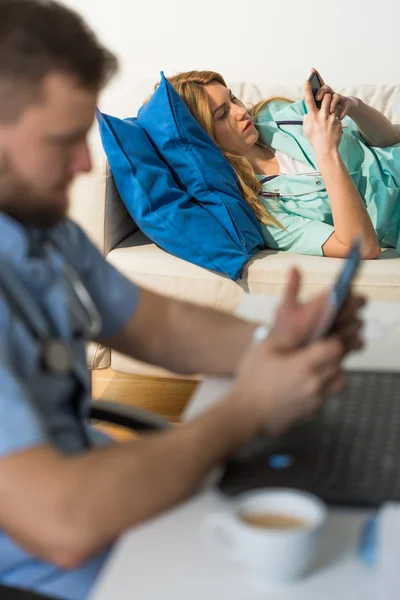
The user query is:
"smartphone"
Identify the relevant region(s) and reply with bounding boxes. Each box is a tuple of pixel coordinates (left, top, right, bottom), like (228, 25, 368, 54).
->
(308, 72, 323, 109)
(314, 237, 362, 339)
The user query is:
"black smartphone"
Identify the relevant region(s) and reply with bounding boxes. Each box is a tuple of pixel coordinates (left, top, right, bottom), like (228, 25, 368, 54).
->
(313, 237, 362, 339)
(308, 72, 323, 109)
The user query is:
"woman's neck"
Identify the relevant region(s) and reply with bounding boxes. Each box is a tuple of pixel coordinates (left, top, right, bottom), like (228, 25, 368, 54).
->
(244, 143, 280, 176)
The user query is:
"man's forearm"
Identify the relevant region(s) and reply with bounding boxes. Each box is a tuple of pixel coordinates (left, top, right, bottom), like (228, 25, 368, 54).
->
(0, 393, 254, 568)
(159, 299, 258, 376)
(348, 98, 400, 147)
(317, 149, 380, 257)
(101, 288, 258, 377)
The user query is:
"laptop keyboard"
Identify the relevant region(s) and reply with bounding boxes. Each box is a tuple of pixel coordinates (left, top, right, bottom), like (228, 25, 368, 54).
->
(219, 371, 400, 507)
(316, 371, 400, 504)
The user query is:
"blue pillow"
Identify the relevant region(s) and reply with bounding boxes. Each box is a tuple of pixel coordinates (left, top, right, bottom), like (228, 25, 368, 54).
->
(137, 72, 264, 254)
(97, 111, 261, 280)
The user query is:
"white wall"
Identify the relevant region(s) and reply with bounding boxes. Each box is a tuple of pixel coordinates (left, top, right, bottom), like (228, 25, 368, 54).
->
(63, 0, 399, 113)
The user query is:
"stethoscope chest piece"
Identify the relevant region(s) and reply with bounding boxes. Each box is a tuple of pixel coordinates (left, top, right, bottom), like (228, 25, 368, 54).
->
(42, 339, 74, 376)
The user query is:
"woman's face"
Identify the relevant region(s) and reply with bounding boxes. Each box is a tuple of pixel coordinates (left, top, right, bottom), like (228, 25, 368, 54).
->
(203, 82, 259, 155)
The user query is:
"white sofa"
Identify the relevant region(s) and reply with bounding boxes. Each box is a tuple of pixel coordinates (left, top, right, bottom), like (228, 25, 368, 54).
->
(69, 82, 400, 379)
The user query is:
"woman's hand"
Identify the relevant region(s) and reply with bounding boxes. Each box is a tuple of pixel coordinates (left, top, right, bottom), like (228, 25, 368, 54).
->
(311, 68, 358, 120)
(303, 78, 343, 157)
(311, 69, 399, 148)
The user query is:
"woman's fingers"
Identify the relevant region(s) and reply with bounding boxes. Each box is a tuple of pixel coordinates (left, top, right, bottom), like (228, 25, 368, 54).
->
(304, 80, 318, 113)
(321, 92, 332, 118)
(329, 93, 343, 115)
(315, 85, 333, 103)
(316, 86, 337, 115)
(316, 88, 351, 122)
(311, 67, 325, 86)
(339, 101, 351, 121)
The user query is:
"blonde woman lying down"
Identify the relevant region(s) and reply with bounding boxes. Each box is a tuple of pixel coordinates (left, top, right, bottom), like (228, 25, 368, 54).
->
(152, 69, 400, 259)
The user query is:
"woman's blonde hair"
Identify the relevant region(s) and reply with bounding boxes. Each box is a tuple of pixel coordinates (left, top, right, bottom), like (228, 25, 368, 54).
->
(148, 70, 292, 227)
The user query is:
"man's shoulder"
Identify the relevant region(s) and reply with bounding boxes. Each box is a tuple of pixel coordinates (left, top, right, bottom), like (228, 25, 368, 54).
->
(49, 219, 99, 263)
(49, 218, 107, 279)
(50, 218, 88, 246)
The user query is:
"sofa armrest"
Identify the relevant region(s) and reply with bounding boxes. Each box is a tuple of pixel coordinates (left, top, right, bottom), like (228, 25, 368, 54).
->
(68, 126, 137, 256)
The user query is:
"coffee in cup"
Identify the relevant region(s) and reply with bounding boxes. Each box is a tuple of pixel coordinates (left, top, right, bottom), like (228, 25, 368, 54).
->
(203, 488, 327, 583)
(240, 511, 309, 530)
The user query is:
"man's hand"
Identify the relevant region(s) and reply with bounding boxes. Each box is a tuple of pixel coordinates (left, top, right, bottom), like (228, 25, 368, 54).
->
(233, 332, 344, 437)
(269, 267, 365, 355)
(229, 267, 365, 437)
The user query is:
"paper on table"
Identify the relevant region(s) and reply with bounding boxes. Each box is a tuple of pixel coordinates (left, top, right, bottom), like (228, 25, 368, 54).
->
(377, 503, 400, 599)
(237, 294, 400, 343)
(363, 314, 399, 341)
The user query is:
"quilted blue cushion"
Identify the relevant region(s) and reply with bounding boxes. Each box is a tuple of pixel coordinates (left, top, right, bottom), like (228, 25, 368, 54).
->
(97, 71, 265, 280)
(137, 73, 264, 254)
(97, 111, 262, 279)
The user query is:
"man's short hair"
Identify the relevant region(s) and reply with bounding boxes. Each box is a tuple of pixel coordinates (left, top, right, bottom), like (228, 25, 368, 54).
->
(0, 0, 118, 122)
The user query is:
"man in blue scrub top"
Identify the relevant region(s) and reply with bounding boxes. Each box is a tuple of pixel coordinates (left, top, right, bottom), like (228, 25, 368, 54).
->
(0, 2, 364, 599)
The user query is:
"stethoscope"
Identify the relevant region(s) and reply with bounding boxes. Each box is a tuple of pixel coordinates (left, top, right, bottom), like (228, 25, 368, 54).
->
(259, 120, 326, 199)
(0, 239, 102, 376)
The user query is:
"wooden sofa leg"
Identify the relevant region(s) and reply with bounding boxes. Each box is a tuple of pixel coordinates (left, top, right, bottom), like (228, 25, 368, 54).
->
(91, 368, 198, 422)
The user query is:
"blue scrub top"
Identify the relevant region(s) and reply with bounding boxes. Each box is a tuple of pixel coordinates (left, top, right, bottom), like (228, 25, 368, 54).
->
(0, 212, 140, 599)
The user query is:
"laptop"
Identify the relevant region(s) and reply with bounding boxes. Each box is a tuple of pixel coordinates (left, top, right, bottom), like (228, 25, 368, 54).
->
(218, 369, 400, 507)
(183, 294, 400, 508)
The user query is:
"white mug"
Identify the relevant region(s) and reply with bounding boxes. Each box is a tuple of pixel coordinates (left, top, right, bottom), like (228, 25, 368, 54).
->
(203, 488, 327, 583)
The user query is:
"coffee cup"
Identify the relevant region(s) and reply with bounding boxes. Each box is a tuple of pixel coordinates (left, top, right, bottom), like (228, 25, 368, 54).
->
(203, 488, 327, 583)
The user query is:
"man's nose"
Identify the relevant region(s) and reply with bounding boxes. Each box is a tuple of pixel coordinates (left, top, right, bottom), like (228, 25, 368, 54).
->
(69, 141, 92, 176)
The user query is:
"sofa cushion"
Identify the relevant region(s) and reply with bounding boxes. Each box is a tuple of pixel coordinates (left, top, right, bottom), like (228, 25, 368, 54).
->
(108, 230, 243, 311)
(97, 110, 263, 280)
(107, 233, 400, 376)
(244, 248, 400, 301)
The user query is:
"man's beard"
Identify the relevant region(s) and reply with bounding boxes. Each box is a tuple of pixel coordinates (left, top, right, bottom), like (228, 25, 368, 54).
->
(0, 154, 69, 229)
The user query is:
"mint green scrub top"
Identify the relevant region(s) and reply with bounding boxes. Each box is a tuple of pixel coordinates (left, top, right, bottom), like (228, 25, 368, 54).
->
(255, 99, 400, 256)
